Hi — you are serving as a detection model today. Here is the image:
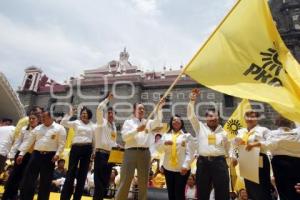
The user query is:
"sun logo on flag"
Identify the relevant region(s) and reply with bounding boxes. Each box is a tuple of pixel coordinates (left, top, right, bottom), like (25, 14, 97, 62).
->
(226, 119, 242, 135)
(260, 48, 283, 76)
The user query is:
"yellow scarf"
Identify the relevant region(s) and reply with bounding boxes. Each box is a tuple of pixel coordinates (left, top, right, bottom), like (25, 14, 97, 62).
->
(170, 131, 181, 167)
(242, 131, 253, 145)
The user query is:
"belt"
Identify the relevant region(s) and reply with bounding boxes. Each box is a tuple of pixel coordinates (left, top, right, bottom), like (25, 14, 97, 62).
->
(35, 150, 56, 155)
(198, 155, 225, 161)
(95, 148, 110, 154)
(127, 147, 149, 151)
(72, 143, 92, 147)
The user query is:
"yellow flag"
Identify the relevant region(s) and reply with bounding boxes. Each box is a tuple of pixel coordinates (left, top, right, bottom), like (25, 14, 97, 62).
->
(224, 99, 251, 139)
(184, 0, 300, 122)
(224, 99, 250, 192)
(13, 116, 29, 140)
(65, 127, 74, 148)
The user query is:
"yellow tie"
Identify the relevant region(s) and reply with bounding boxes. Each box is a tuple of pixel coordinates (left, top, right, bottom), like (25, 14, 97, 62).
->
(242, 131, 252, 145)
(170, 131, 180, 167)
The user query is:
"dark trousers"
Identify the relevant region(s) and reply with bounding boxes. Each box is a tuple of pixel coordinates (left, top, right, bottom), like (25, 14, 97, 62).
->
(164, 167, 190, 200)
(2, 151, 31, 200)
(60, 144, 92, 200)
(20, 150, 56, 200)
(271, 155, 300, 200)
(244, 153, 272, 200)
(93, 151, 113, 200)
(0, 154, 7, 173)
(196, 156, 229, 200)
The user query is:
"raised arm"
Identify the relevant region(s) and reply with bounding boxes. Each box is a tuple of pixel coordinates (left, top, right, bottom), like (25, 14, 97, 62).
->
(96, 93, 113, 125)
(149, 99, 165, 132)
(187, 89, 200, 134)
(60, 107, 76, 128)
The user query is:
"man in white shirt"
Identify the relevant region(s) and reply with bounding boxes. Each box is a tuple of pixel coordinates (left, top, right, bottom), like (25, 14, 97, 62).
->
(187, 89, 230, 200)
(0, 123, 15, 173)
(93, 93, 117, 200)
(16, 110, 66, 200)
(258, 116, 300, 200)
(115, 100, 164, 200)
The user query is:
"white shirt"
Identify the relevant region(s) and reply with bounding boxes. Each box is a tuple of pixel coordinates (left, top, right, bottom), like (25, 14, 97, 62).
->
(157, 131, 194, 172)
(60, 118, 94, 145)
(94, 98, 117, 151)
(121, 109, 162, 149)
(185, 185, 197, 199)
(235, 125, 270, 154)
(261, 127, 300, 158)
(187, 101, 229, 156)
(8, 126, 32, 159)
(19, 122, 66, 156)
(0, 125, 15, 157)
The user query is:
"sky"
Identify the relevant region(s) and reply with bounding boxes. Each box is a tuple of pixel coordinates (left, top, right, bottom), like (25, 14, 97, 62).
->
(0, 0, 235, 89)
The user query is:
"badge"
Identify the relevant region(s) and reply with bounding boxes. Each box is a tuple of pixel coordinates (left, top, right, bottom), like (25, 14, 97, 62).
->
(51, 134, 57, 140)
(208, 134, 216, 145)
(181, 141, 186, 147)
(111, 131, 116, 140)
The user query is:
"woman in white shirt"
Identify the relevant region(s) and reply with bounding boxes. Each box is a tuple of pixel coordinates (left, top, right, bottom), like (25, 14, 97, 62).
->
(2, 112, 39, 200)
(233, 110, 272, 200)
(157, 115, 194, 200)
(60, 107, 95, 200)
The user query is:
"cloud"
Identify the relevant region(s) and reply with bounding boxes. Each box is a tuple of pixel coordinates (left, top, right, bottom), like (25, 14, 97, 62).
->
(130, 0, 160, 15)
(0, 0, 235, 89)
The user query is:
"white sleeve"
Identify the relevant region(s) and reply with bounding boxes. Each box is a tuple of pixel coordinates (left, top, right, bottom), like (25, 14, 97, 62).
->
(96, 98, 109, 126)
(182, 134, 195, 169)
(60, 116, 76, 129)
(187, 101, 200, 135)
(19, 129, 36, 156)
(8, 128, 24, 159)
(56, 126, 67, 156)
(121, 120, 138, 142)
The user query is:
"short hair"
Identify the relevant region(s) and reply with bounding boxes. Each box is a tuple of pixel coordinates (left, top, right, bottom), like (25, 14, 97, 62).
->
(28, 106, 44, 115)
(2, 118, 13, 124)
(133, 102, 143, 112)
(238, 188, 246, 195)
(112, 168, 118, 176)
(58, 159, 65, 164)
(168, 114, 186, 133)
(42, 109, 53, 118)
(107, 107, 116, 114)
(275, 115, 294, 128)
(205, 108, 219, 117)
(80, 107, 93, 120)
(244, 110, 260, 118)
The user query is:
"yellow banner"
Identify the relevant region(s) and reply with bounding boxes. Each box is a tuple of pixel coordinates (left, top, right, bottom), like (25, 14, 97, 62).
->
(184, 0, 300, 122)
(224, 99, 251, 139)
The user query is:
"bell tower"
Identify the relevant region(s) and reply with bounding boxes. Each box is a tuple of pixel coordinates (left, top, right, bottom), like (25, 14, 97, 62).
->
(21, 66, 42, 92)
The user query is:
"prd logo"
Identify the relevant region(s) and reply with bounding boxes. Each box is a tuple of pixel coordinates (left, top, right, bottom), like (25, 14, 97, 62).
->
(243, 48, 285, 87)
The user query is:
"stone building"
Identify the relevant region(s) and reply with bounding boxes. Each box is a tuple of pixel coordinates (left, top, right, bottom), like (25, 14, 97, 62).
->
(17, 1, 300, 138)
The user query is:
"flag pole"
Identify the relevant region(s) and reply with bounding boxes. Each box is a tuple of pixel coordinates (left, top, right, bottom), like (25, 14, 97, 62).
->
(146, 0, 242, 122)
(146, 68, 186, 121)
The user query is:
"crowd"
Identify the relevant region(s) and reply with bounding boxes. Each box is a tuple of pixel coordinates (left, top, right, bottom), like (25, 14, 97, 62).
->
(0, 88, 299, 200)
